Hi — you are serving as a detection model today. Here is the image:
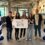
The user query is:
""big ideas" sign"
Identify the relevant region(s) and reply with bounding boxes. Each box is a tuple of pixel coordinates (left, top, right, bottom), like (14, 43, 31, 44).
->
(12, 19, 28, 28)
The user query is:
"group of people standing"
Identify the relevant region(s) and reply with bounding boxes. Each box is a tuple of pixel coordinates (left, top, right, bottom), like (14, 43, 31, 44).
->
(6, 11, 27, 41)
(6, 9, 42, 41)
(26, 9, 42, 40)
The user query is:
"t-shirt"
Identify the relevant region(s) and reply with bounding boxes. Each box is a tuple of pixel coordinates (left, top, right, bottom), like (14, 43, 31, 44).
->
(35, 14, 39, 25)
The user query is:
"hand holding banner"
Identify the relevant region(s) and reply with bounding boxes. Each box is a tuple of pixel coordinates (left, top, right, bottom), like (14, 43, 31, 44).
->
(12, 19, 28, 28)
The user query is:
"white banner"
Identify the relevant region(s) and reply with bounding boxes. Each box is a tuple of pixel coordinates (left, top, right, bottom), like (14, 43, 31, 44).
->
(12, 19, 28, 28)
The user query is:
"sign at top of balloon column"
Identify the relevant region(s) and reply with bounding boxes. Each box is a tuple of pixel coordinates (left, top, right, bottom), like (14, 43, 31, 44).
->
(12, 19, 28, 28)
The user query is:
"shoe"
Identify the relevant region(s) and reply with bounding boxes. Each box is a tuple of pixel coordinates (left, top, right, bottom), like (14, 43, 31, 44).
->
(17, 38, 19, 40)
(26, 39, 28, 41)
(23, 35, 25, 37)
(29, 39, 32, 41)
(20, 36, 22, 38)
(26, 39, 30, 41)
(7, 39, 10, 41)
(38, 37, 42, 40)
(7, 38, 10, 41)
(16, 38, 19, 40)
(15, 37, 17, 40)
(10, 38, 13, 40)
(34, 37, 37, 40)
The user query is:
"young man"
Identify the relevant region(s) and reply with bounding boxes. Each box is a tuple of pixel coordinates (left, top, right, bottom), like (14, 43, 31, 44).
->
(33, 9, 42, 39)
(6, 11, 13, 41)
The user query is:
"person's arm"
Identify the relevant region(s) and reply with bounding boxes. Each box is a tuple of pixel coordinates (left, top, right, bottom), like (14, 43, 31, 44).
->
(6, 17, 8, 22)
(32, 15, 35, 23)
(6, 16, 9, 24)
(30, 20, 33, 23)
(30, 15, 34, 23)
(28, 19, 30, 24)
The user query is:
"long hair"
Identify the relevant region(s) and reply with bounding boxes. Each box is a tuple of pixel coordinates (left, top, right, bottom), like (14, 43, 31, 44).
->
(22, 11, 27, 18)
(15, 12, 20, 19)
(28, 13, 32, 19)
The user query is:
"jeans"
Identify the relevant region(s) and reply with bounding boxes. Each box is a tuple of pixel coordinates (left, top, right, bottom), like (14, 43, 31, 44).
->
(7, 27, 12, 40)
(20, 28, 26, 38)
(34, 24, 41, 37)
(15, 28, 19, 39)
(27, 24, 33, 39)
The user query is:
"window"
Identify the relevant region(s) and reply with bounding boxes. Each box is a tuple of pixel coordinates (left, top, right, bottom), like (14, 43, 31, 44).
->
(18, 9, 28, 16)
(0, 7, 4, 17)
(0, 7, 8, 17)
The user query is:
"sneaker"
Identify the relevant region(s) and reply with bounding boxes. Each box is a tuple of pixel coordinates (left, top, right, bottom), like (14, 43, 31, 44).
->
(26, 39, 28, 41)
(29, 39, 32, 41)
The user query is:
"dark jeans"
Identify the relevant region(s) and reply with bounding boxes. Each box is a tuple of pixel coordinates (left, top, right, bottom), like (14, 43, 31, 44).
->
(7, 27, 12, 40)
(15, 28, 19, 39)
(34, 24, 41, 37)
(20, 28, 26, 38)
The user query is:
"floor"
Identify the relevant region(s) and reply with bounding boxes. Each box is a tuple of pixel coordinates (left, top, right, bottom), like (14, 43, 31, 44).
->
(0, 27, 45, 45)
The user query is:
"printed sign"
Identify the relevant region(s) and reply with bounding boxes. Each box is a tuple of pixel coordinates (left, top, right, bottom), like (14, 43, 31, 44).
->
(12, 19, 28, 28)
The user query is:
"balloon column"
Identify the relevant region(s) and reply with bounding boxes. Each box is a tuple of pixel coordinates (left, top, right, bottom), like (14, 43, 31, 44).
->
(43, 20, 45, 40)
(0, 12, 4, 43)
(41, 20, 45, 40)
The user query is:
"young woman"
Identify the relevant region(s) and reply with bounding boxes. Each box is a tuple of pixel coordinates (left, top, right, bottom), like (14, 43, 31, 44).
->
(15, 12, 20, 40)
(20, 11, 27, 38)
(26, 13, 34, 40)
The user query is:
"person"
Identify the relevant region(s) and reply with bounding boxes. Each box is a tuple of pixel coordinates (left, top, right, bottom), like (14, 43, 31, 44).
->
(20, 11, 27, 38)
(26, 13, 34, 40)
(33, 9, 42, 39)
(6, 11, 13, 41)
(15, 12, 20, 40)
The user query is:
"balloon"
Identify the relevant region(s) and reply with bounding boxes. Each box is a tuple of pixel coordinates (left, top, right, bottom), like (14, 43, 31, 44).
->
(43, 36, 45, 40)
(44, 29, 45, 32)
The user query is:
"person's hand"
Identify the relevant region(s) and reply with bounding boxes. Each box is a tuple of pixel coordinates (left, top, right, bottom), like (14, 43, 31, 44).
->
(31, 21, 33, 23)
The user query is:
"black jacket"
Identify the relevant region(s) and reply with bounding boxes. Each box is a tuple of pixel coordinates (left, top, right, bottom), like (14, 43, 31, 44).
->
(6, 16, 12, 28)
(33, 14, 42, 25)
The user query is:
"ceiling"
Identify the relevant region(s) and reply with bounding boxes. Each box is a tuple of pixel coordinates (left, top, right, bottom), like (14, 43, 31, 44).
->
(0, 0, 39, 7)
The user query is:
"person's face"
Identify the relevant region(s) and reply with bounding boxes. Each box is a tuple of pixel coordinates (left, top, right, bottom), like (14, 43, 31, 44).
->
(36, 9, 39, 14)
(9, 13, 12, 17)
(23, 12, 26, 17)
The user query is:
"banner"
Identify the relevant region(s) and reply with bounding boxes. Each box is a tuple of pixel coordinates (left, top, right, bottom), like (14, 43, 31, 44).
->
(12, 19, 28, 28)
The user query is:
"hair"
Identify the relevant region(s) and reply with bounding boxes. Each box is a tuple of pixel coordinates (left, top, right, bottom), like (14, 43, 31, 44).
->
(36, 9, 39, 14)
(28, 13, 32, 19)
(15, 12, 20, 19)
(22, 11, 26, 18)
(9, 11, 12, 13)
